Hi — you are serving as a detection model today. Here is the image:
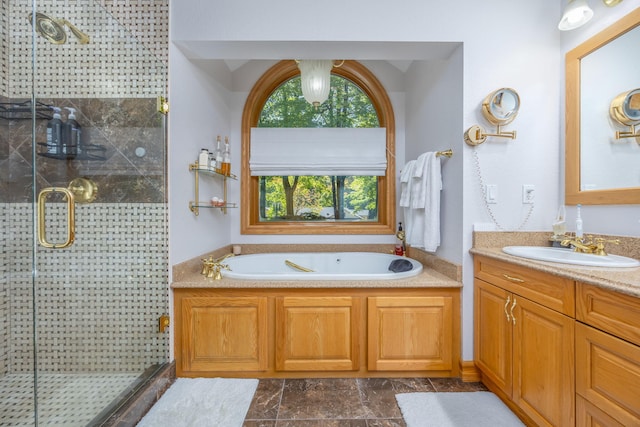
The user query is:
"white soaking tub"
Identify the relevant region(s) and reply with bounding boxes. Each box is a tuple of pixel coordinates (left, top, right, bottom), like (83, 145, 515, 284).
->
(221, 252, 423, 281)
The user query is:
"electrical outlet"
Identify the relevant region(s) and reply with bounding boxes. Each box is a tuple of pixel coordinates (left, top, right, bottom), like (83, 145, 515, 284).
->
(522, 184, 535, 204)
(486, 184, 497, 204)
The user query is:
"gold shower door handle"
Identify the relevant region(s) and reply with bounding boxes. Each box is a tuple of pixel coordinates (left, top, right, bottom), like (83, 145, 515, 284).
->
(37, 187, 76, 249)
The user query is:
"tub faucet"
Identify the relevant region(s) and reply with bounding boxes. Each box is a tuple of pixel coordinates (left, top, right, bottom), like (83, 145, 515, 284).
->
(201, 253, 235, 279)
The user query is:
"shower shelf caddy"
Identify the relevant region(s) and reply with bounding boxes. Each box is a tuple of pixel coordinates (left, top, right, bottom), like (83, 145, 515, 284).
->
(188, 162, 236, 215)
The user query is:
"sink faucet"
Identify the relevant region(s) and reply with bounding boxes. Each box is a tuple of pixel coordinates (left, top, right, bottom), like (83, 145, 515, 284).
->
(560, 236, 619, 256)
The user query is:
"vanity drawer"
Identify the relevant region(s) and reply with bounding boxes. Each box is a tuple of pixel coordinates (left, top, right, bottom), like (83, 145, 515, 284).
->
(577, 282, 640, 347)
(474, 256, 575, 316)
(576, 323, 640, 425)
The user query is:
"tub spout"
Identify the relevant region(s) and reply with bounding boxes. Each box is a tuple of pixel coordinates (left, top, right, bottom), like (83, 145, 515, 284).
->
(200, 253, 234, 279)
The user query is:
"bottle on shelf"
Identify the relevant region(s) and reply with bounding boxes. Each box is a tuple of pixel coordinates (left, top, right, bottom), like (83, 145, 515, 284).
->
(214, 135, 223, 174)
(221, 136, 231, 176)
(46, 107, 63, 155)
(198, 148, 210, 169)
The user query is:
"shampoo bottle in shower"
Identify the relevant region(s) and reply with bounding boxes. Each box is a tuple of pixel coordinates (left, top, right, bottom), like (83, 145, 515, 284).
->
(46, 107, 63, 155)
(63, 107, 82, 157)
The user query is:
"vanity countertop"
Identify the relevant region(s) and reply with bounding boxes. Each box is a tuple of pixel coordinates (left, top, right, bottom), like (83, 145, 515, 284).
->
(471, 247, 640, 299)
(171, 267, 461, 290)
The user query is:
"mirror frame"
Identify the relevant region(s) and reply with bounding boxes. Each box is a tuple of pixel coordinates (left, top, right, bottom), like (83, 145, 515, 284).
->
(565, 7, 640, 205)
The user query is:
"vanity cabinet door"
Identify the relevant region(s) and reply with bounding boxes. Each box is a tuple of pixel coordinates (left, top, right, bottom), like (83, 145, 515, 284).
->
(512, 295, 575, 427)
(177, 293, 268, 375)
(474, 256, 575, 427)
(367, 295, 454, 372)
(275, 296, 361, 371)
(474, 279, 513, 397)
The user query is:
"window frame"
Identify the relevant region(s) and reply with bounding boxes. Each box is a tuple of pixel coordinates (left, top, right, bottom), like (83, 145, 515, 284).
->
(241, 60, 396, 235)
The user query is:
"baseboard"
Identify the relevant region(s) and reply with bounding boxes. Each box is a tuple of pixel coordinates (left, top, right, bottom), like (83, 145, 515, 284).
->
(459, 360, 481, 383)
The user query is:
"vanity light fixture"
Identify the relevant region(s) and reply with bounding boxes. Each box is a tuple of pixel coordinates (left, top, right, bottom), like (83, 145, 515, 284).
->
(464, 88, 520, 146)
(296, 60, 344, 108)
(558, 0, 594, 31)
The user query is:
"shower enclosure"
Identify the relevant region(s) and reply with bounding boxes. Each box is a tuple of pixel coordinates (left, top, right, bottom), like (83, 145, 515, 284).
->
(1, 1, 169, 425)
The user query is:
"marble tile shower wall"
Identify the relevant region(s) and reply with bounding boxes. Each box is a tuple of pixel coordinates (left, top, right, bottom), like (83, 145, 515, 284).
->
(7, 203, 169, 372)
(1, 97, 166, 204)
(0, 203, 7, 376)
(7, 0, 168, 99)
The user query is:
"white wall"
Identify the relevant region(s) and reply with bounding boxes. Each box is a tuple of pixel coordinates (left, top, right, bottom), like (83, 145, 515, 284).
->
(168, 51, 233, 267)
(405, 50, 464, 265)
(170, 0, 640, 363)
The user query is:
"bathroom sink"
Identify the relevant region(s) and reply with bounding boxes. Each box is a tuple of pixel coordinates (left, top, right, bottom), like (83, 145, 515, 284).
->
(502, 246, 640, 268)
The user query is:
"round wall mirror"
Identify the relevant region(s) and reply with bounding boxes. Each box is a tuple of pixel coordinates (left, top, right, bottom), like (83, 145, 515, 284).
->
(610, 88, 640, 125)
(481, 88, 520, 125)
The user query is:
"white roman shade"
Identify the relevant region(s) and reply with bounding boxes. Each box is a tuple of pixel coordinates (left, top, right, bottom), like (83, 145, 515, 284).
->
(250, 127, 387, 176)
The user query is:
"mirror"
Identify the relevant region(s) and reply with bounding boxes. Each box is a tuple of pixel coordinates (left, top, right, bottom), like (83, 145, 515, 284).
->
(482, 88, 520, 125)
(565, 8, 640, 205)
(464, 88, 519, 146)
(610, 88, 640, 139)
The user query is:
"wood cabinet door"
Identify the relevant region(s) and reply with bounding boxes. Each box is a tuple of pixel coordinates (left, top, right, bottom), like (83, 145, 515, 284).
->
(179, 295, 268, 373)
(474, 279, 513, 397)
(512, 296, 575, 427)
(276, 296, 360, 371)
(368, 295, 453, 371)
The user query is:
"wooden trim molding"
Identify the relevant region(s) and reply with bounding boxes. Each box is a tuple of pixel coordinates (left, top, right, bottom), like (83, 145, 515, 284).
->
(459, 360, 481, 383)
(240, 60, 396, 235)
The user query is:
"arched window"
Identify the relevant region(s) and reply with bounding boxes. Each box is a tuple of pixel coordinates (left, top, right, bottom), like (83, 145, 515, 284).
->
(241, 60, 395, 235)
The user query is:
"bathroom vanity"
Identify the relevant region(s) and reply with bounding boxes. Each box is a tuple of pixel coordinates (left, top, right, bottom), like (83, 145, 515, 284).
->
(472, 243, 640, 427)
(171, 257, 462, 379)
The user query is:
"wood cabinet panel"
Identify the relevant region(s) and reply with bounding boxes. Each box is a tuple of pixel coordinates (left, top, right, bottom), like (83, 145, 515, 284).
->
(474, 278, 512, 396)
(513, 296, 575, 427)
(576, 395, 626, 427)
(179, 295, 268, 373)
(475, 256, 575, 316)
(576, 323, 640, 426)
(474, 256, 575, 427)
(577, 282, 640, 347)
(175, 287, 460, 378)
(368, 295, 454, 371)
(276, 296, 360, 371)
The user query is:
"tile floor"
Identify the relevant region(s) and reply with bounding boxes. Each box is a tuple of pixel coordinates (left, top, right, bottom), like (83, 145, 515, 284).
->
(0, 372, 139, 426)
(243, 377, 488, 427)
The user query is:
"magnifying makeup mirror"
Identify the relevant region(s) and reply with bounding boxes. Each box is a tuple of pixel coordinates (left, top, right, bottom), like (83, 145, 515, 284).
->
(465, 88, 520, 146)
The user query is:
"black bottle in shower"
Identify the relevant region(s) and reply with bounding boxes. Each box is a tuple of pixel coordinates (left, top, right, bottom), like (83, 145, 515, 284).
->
(63, 107, 82, 157)
(46, 107, 63, 156)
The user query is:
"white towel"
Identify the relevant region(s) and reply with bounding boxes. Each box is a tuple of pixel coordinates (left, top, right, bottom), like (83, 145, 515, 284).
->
(399, 160, 416, 208)
(406, 152, 442, 252)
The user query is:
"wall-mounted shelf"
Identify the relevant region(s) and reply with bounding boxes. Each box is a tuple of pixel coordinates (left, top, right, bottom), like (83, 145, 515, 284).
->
(37, 142, 107, 161)
(0, 100, 53, 120)
(188, 162, 237, 215)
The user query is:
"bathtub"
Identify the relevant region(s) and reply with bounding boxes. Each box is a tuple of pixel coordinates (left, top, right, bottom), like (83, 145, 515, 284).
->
(221, 252, 423, 281)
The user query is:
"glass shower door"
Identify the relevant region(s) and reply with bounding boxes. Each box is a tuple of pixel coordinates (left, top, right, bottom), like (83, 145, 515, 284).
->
(1, 1, 169, 425)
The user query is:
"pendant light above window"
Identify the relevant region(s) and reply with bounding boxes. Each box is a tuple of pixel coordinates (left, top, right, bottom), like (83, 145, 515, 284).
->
(296, 60, 343, 108)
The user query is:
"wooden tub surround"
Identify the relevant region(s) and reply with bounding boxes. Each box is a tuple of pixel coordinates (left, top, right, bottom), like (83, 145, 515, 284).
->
(171, 250, 461, 379)
(472, 232, 640, 427)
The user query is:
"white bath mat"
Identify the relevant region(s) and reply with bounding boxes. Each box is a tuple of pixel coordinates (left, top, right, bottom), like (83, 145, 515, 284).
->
(395, 391, 525, 427)
(136, 377, 258, 427)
